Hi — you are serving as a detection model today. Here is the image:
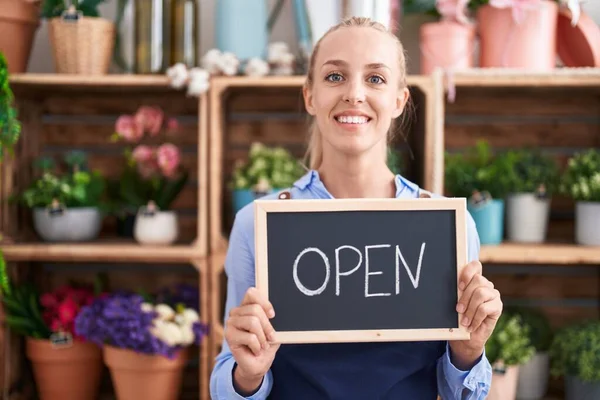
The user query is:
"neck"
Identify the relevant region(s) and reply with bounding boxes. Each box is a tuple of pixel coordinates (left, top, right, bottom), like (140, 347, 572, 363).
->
(317, 148, 396, 199)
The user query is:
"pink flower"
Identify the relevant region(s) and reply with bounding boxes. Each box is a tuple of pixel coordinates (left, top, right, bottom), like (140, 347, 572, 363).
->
(40, 293, 58, 308)
(132, 145, 159, 178)
(58, 297, 78, 326)
(436, 0, 470, 23)
(157, 143, 181, 178)
(134, 106, 164, 137)
(167, 118, 179, 134)
(115, 115, 143, 142)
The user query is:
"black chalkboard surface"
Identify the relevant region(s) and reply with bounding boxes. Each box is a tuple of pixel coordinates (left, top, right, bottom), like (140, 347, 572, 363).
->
(254, 194, 470, 344)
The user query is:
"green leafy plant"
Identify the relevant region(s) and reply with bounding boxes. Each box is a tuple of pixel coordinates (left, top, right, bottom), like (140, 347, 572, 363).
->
(19, 152, 106, 209)
(549, 319, 600, 383)
(444, 140, 512, 199)
(505, 306, 553, 353)
(502, 148, 560, 196)
(387, 147, 404, 175)
(485, 313, 536, 367)
(40, 0, 108, 18)
(229, 142, 305, 191)
(560, 149, 600, 203)
(0, 52, 21, 160)
(0, 250, 51, 339)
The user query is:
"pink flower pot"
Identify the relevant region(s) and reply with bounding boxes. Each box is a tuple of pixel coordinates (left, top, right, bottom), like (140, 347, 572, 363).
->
(419, 20, 475, 75)
(476, 0, 558, 70)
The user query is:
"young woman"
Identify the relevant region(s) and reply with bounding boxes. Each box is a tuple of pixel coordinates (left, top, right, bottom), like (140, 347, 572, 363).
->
(210, 16, 502, 400)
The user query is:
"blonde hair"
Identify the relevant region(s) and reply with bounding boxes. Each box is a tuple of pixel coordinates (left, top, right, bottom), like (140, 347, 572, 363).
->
(303, 16, 412, 170)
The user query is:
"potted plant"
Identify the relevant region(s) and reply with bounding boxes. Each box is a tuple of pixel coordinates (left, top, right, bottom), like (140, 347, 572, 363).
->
(0, 258, 103, 400)
(560, 149, 600, 246)
(505, 307, 553, 399)
(74, 291, 209, 400)
(444, 140, 512, 245)
(419, 0, 475, 75)
(0, 1, 41, 73)
(549, 320, 600, 400)
(110, 105, 188, 245)
(41, 0, 115, 75)
(470, 0, 559, 70)
(229, 142, 305, 215)
(502, 149, 559, 243)
(18, 152, 107, 242)
(485, 313, 536, 400)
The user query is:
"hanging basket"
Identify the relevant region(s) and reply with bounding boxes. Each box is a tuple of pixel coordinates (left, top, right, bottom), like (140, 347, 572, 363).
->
(48, 15, 115, 75)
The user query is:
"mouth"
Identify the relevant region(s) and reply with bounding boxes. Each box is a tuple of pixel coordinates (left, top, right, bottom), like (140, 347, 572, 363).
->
(333, 114, 372, 125)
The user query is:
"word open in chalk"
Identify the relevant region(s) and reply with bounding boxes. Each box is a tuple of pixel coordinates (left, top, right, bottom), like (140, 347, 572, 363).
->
(292, 243, 426, 297)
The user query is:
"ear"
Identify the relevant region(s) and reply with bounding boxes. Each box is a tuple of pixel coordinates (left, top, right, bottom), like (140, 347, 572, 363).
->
(303, 85, 316, 116)
(392, 87, 410, 119)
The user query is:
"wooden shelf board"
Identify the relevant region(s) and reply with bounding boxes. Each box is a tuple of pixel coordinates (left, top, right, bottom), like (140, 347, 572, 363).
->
(480, 242, 600, 265)
(9, 73, 173, 87)
(1, 242, 204, 263)
(451, 67, 600, 87)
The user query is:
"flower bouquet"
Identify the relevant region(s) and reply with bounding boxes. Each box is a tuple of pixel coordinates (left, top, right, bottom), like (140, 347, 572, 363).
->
(74, 291, 208, 400)
(109, 105, 188, 244)
(0, 257, 103, 400)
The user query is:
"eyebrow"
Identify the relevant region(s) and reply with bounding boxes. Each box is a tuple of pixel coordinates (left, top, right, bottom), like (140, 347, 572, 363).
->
(322, 59, 390, 71)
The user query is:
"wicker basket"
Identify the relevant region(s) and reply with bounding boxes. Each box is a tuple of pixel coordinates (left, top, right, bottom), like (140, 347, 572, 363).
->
(48, 16, 115, 75)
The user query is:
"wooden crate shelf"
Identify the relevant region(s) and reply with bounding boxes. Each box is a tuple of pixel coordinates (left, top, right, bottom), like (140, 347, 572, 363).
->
(2, 73, 211, 400)
(448, 67, 600, 87)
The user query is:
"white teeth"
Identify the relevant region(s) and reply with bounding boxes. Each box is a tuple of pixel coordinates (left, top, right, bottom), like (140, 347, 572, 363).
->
(336, 115, 369, 124)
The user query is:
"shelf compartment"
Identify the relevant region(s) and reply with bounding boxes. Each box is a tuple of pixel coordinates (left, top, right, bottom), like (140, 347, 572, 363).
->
(480, 242, 600, 265)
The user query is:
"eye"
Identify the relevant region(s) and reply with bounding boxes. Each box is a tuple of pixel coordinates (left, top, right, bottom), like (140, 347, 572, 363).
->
(325, 72, 344, 82)
(368, 75, 385, 84)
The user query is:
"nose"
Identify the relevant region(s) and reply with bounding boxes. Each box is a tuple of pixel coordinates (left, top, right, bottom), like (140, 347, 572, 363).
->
(343, 79, 365, 104)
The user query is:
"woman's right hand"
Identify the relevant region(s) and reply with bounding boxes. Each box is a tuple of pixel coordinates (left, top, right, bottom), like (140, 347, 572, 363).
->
(225, 287, 280, 392)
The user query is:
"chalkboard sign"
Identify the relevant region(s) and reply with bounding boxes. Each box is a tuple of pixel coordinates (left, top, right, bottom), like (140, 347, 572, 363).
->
(254, 195, 470, 344)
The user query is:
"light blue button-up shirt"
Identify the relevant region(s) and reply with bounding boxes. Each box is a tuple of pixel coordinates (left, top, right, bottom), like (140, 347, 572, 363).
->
(210, 170, 492, 399)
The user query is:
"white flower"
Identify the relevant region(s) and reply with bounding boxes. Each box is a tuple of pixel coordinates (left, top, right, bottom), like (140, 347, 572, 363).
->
(158, 321, 184, 346)
(166, 63, 189, 89)
(187, 67, 210, 96)
(180, 308, 200, 325)
(154, 304, 175, 320)
(140, 302, 154, 313)
(268, 41, 290, 63)
(218, 52, 240, 76)
(180, 323, 195, 345)
(201, 48, 225, 74)
(244, 58, 270, 77)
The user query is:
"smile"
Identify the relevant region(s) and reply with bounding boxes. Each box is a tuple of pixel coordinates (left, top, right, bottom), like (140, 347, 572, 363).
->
(335, 115, 370, 124)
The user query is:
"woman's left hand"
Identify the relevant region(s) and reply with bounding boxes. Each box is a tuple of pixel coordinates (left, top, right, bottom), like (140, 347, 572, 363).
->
(450, 260, 503, 367)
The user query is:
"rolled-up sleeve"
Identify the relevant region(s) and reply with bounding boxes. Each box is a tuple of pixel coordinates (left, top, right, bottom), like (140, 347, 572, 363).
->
(436, 342, 492, 399)
(209, 210, 273, 400)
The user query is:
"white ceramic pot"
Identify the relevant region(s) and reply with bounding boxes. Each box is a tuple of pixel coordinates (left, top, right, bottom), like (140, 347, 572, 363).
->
(33, 207, 102, 242)
(506, 193, 550, 243)
(133, 210, 178, 245)
(516, 352, 549, 399)
(575, 201, 600, 246)
(488, 365, 520, 400)
(565, 375, 600, 400)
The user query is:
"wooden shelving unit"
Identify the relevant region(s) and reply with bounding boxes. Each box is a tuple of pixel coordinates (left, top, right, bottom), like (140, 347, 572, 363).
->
(480, 242, 600, 265)
(1, 73, 211, 400)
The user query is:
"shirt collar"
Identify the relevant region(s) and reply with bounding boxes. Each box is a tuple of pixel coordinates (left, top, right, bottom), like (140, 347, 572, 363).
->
(293, 169, 420, 198)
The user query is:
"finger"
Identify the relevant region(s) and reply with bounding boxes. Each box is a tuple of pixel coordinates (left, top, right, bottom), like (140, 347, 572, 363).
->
(232, 315, 269, 349)
(242, 287, 275, 318)
(230, 304, 277, 342)
(458, 261, 482, 291)
(461, 287, 496, 328)
(230, 329, 263, 356)
(470, 294, 501, 332)
(456, 273, 491, 314)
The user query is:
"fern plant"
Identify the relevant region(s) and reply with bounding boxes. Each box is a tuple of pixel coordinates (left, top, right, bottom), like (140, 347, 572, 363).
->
(0, 52, 21, 160)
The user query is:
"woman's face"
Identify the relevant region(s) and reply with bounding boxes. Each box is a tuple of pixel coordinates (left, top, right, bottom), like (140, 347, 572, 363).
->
(303, 26, 409, 163)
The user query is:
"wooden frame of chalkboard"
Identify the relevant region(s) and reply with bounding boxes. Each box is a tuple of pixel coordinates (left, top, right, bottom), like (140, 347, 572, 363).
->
(254, 197, 470, 344)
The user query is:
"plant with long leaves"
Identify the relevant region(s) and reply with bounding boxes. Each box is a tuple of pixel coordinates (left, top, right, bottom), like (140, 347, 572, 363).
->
(0, 52, 21, 160)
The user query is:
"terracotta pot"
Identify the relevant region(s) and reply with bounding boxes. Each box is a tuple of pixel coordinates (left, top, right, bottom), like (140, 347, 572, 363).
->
(487, 365, 519, 400)
(0, 0, 40, 73)
(103, 345, 189, 400)
(26, 338, 103, 400)
(477, 0, 558, 70)
(419, 20, 475, 75)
